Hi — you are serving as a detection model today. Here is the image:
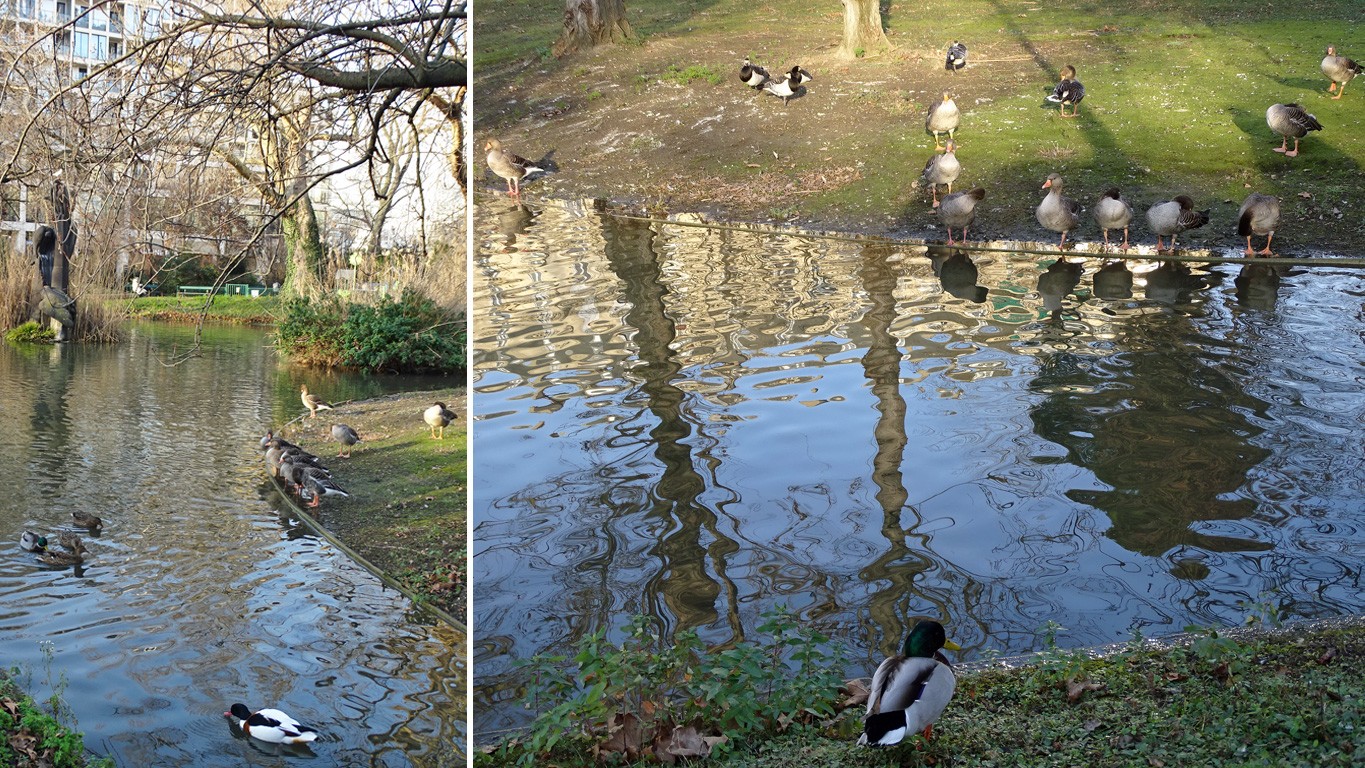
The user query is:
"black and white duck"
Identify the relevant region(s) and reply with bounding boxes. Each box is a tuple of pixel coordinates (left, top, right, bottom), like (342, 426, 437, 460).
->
(1046, 65, 1085, 117)
(225, 703, 318, 745)
(425, 402, 457, 440)
(945, 41, 967, 73)
(762, 66, 813, 105)
(739, 57, 770, 89)
(859, 620, 960, 747)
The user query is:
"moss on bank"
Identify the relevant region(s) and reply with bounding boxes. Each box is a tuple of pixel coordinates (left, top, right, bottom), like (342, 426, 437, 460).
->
(275, 389, 467, 621)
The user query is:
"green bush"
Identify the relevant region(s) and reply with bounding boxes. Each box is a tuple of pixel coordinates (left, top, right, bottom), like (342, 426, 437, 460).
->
(276, 291, 465, 373)
(5, 321, 57, 344)
(0, 676, 110, 767)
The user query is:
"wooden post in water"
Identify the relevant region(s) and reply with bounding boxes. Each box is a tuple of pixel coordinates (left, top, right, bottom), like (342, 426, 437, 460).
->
(36, 181, 78, 341)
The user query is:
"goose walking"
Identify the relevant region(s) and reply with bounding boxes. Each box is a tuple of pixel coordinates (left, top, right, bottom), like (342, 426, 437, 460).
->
(485, 139, 544, 196)
(1093, 188, 1134, 252)
(925, 92, 960, 151)
(1146, 195, 1209, 253)
(1266, 103, 1322, 158)
(1037, 173, 1081, 247)
(920, 142, 961, 208)
(859, 620, 960, 747)
(1322, 46, 1361, 99)
(762, 66, 812, 105)
(938, 188, 986, 245)
(739, 57, 770, 89)
(225, 704, 318, 745)
(945, 41, 967, 73)
(1237, 193, 1281, 256)
(1046, 65, 1085, 117)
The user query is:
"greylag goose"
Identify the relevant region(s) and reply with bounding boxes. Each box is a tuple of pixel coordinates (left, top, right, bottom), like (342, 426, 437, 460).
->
(1145, 195, 1209, 253)
(1046, 65, 1085, 117)
(330, 424, 361, 458)
(300, 384, 334, 418)
(739, 57, 770, 89)
(925, 92, 960, 151)
(1093, 188, 1133, 252)
(920, 141, 961, 208)
(945, 41, 967, 73)
(1036, 173, 1081, 247)
(300, 472, 349, 508)
(1266, 103, 1322, 158)
(425, 402, 456, 439)
(938, 187, 986, 245)
(1237, 193, 1281, 256)
(859, 620, 960, 747)
(1322, 46, 1361, 99)
(762, 66, 812, 105)
(485, 139, 544, 196)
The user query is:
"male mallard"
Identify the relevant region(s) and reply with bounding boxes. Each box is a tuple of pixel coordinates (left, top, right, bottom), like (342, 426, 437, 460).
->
(71, 511, 103, 531)
(1237, 193, 1281, 256)
(938, 187, 986, 245)
(1093, 188, 1134, 252)
(485, 139, 544, 196)
(330, 424, 361, 458)
(859, 620, 960, 747)
(300, 384, 334, 418)
(945, 41, 967, 73)
(762, 66, 812, 105)
(1046, 65, 1085, 117)
(925, 92, 960, 151)
(920, 141, 961, 208)
(224, 703, 318, 745)
(20, 530, 47, 552)
(1266, 103, 1322, 158)
(1146, 195, 1209, 253)
(1322, 46, 1361, 99)
(739, 57, 770, 89)
(424, 402, 456, 440)
(37, 536, 85, 566)
(1037, 173, 1081, 248)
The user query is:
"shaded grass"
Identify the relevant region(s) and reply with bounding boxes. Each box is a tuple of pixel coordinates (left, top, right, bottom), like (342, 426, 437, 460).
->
(279, 390, 466, 620)
(0, 671, 114, 767)
(121, 295, 281, 325)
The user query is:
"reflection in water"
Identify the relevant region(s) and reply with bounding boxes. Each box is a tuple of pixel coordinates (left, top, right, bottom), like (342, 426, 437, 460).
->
(473, 199, 1365, 738)
(0, 325, 464, 767)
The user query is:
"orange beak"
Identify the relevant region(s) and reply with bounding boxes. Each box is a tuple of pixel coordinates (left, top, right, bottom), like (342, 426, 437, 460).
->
(1041, 179, 1053, 189)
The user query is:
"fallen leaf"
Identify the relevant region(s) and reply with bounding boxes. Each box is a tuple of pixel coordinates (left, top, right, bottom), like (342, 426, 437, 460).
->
(1299, 191, 1312, 198)
(1066, 679, 1105, 703)
(1318, 647, 1338, 665)
(664, 725, 712, 759)
(598, 712, 644, 760)
(841, 677, 871, 708)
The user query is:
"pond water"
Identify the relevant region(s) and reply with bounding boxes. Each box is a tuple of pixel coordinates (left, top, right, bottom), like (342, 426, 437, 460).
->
(0, 322, 464, 767)
(471, 198, 1365, 737)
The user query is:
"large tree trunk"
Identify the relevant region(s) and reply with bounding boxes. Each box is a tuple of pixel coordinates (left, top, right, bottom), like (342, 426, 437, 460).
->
(837, 0, 890, 60)
(553, 0, 633, 57)
(281, 195, 326, 297)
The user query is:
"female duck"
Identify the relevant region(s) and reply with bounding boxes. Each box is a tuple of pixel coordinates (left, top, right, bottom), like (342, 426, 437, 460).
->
(37, 536, 85, 566)
(859, 620, 960, 747)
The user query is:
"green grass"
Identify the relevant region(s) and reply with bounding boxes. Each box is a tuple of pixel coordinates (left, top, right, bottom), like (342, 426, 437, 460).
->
(121, 295, 281, 325)
(0, 670, 114, 767)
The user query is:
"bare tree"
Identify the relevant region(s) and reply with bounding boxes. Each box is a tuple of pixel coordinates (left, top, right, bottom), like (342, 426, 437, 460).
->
(553, 0, 632, 57)
(837, 0, 890, 60)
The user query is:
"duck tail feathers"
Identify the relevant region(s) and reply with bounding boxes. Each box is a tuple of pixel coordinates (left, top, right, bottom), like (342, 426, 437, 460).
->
(1237, 208, 1254, 237)
(860, 710, 909, 747)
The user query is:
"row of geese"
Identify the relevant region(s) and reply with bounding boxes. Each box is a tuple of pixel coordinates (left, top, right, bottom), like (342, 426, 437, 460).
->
(18, 510, 104, 566)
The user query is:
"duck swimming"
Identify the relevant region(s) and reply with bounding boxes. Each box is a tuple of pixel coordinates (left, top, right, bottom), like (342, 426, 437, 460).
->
(225, 703, 318, 744)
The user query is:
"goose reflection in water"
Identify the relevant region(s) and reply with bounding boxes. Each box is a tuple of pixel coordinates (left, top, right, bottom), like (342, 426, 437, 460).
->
(1235, 263, 1282, 310)
(1037, 258, 1083, 318)
(1092, 260, 1133, 300)
(1142, 261, 1208, 305)
(925, 246, 987, 302)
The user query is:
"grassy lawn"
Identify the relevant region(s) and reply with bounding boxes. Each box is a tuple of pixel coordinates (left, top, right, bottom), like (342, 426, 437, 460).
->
(120, 295, 281, 325)
(476, 0, 1365, 253)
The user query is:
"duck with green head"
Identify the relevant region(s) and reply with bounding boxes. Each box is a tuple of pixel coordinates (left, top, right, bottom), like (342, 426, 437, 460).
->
(20, 530, 47, 552)
(37, 535, 86, 566)
(859, 619, 960, 747)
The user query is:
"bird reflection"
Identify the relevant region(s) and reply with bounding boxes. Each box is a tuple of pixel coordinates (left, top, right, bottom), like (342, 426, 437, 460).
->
(1092, 261, 1133, 300)
(1234, 263, 1281, 310)
(1143, 261, 1205, 305)
(926, 246, 987, 302)
(1037, 258, 1083, 317)
(494, 201, 537, 248)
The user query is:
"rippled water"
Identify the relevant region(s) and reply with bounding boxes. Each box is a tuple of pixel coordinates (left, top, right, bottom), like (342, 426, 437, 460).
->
(0, 322, 464, 766)
(471, 198, 1365, 737)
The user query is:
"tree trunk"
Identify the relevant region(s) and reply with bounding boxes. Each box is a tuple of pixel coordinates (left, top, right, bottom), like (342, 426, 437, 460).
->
(837, 0, 890, 60)
(553, 0, 633, 57)
(281, 195, 326, 298)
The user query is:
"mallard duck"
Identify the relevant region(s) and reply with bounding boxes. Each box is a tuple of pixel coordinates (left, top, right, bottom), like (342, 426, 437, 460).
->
(925, 92, 960, 151)
(300, 472, 349, 509)
(37, 536, 85, 566)
(762, 66, 812, 105)
(1037, 173, 1081, 248)
(1093, 188, 1134, 252)
(225, 703, 318, 744)
(1145, 195, 1209, 253)
(300, 384, 334, 418)
(1237, 193, 1281, 256)
(938, 187, 985, 245)
(859, 620, 960, 747)
(20, 530, 47, 552)
(1046, 65, 1085, 117)
(71, 511, 103, 531)
(485, 139, 544, 196)
(920, 142, 961, 208)
(424, 402, 456, 440)
(330, 424, 361, 458)
(739, 57, 770, 89)
(1322, 46, 1361, 99)
(945, 41, 967, 73)
(1266, 103, 1322, 158)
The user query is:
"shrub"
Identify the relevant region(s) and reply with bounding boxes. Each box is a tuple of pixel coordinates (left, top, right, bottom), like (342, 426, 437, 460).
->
(276, 291, 465, 373)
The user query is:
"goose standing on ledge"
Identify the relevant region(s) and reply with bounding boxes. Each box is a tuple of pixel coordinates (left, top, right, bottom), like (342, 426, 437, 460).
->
(1047, 65, 1085, 117)
(1037, 173, 1081, 248)
(762, 66, 812, 105)
(739, 57, 769, 89)
(945, 41, 967, 73)
(920, 141, 961, 208)
(1146, 195, 1209, 253)
(1266, 103, 1322, 158)
(926, 92, 960, 151)
(1237, 193, 1281, 256)
(1322, 46, 1361, 99)
(938, 188, 986, 245)
(859, 620, 960, 747)
(1093, 188, 1134, 252)
(485, 139, 544, 196)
